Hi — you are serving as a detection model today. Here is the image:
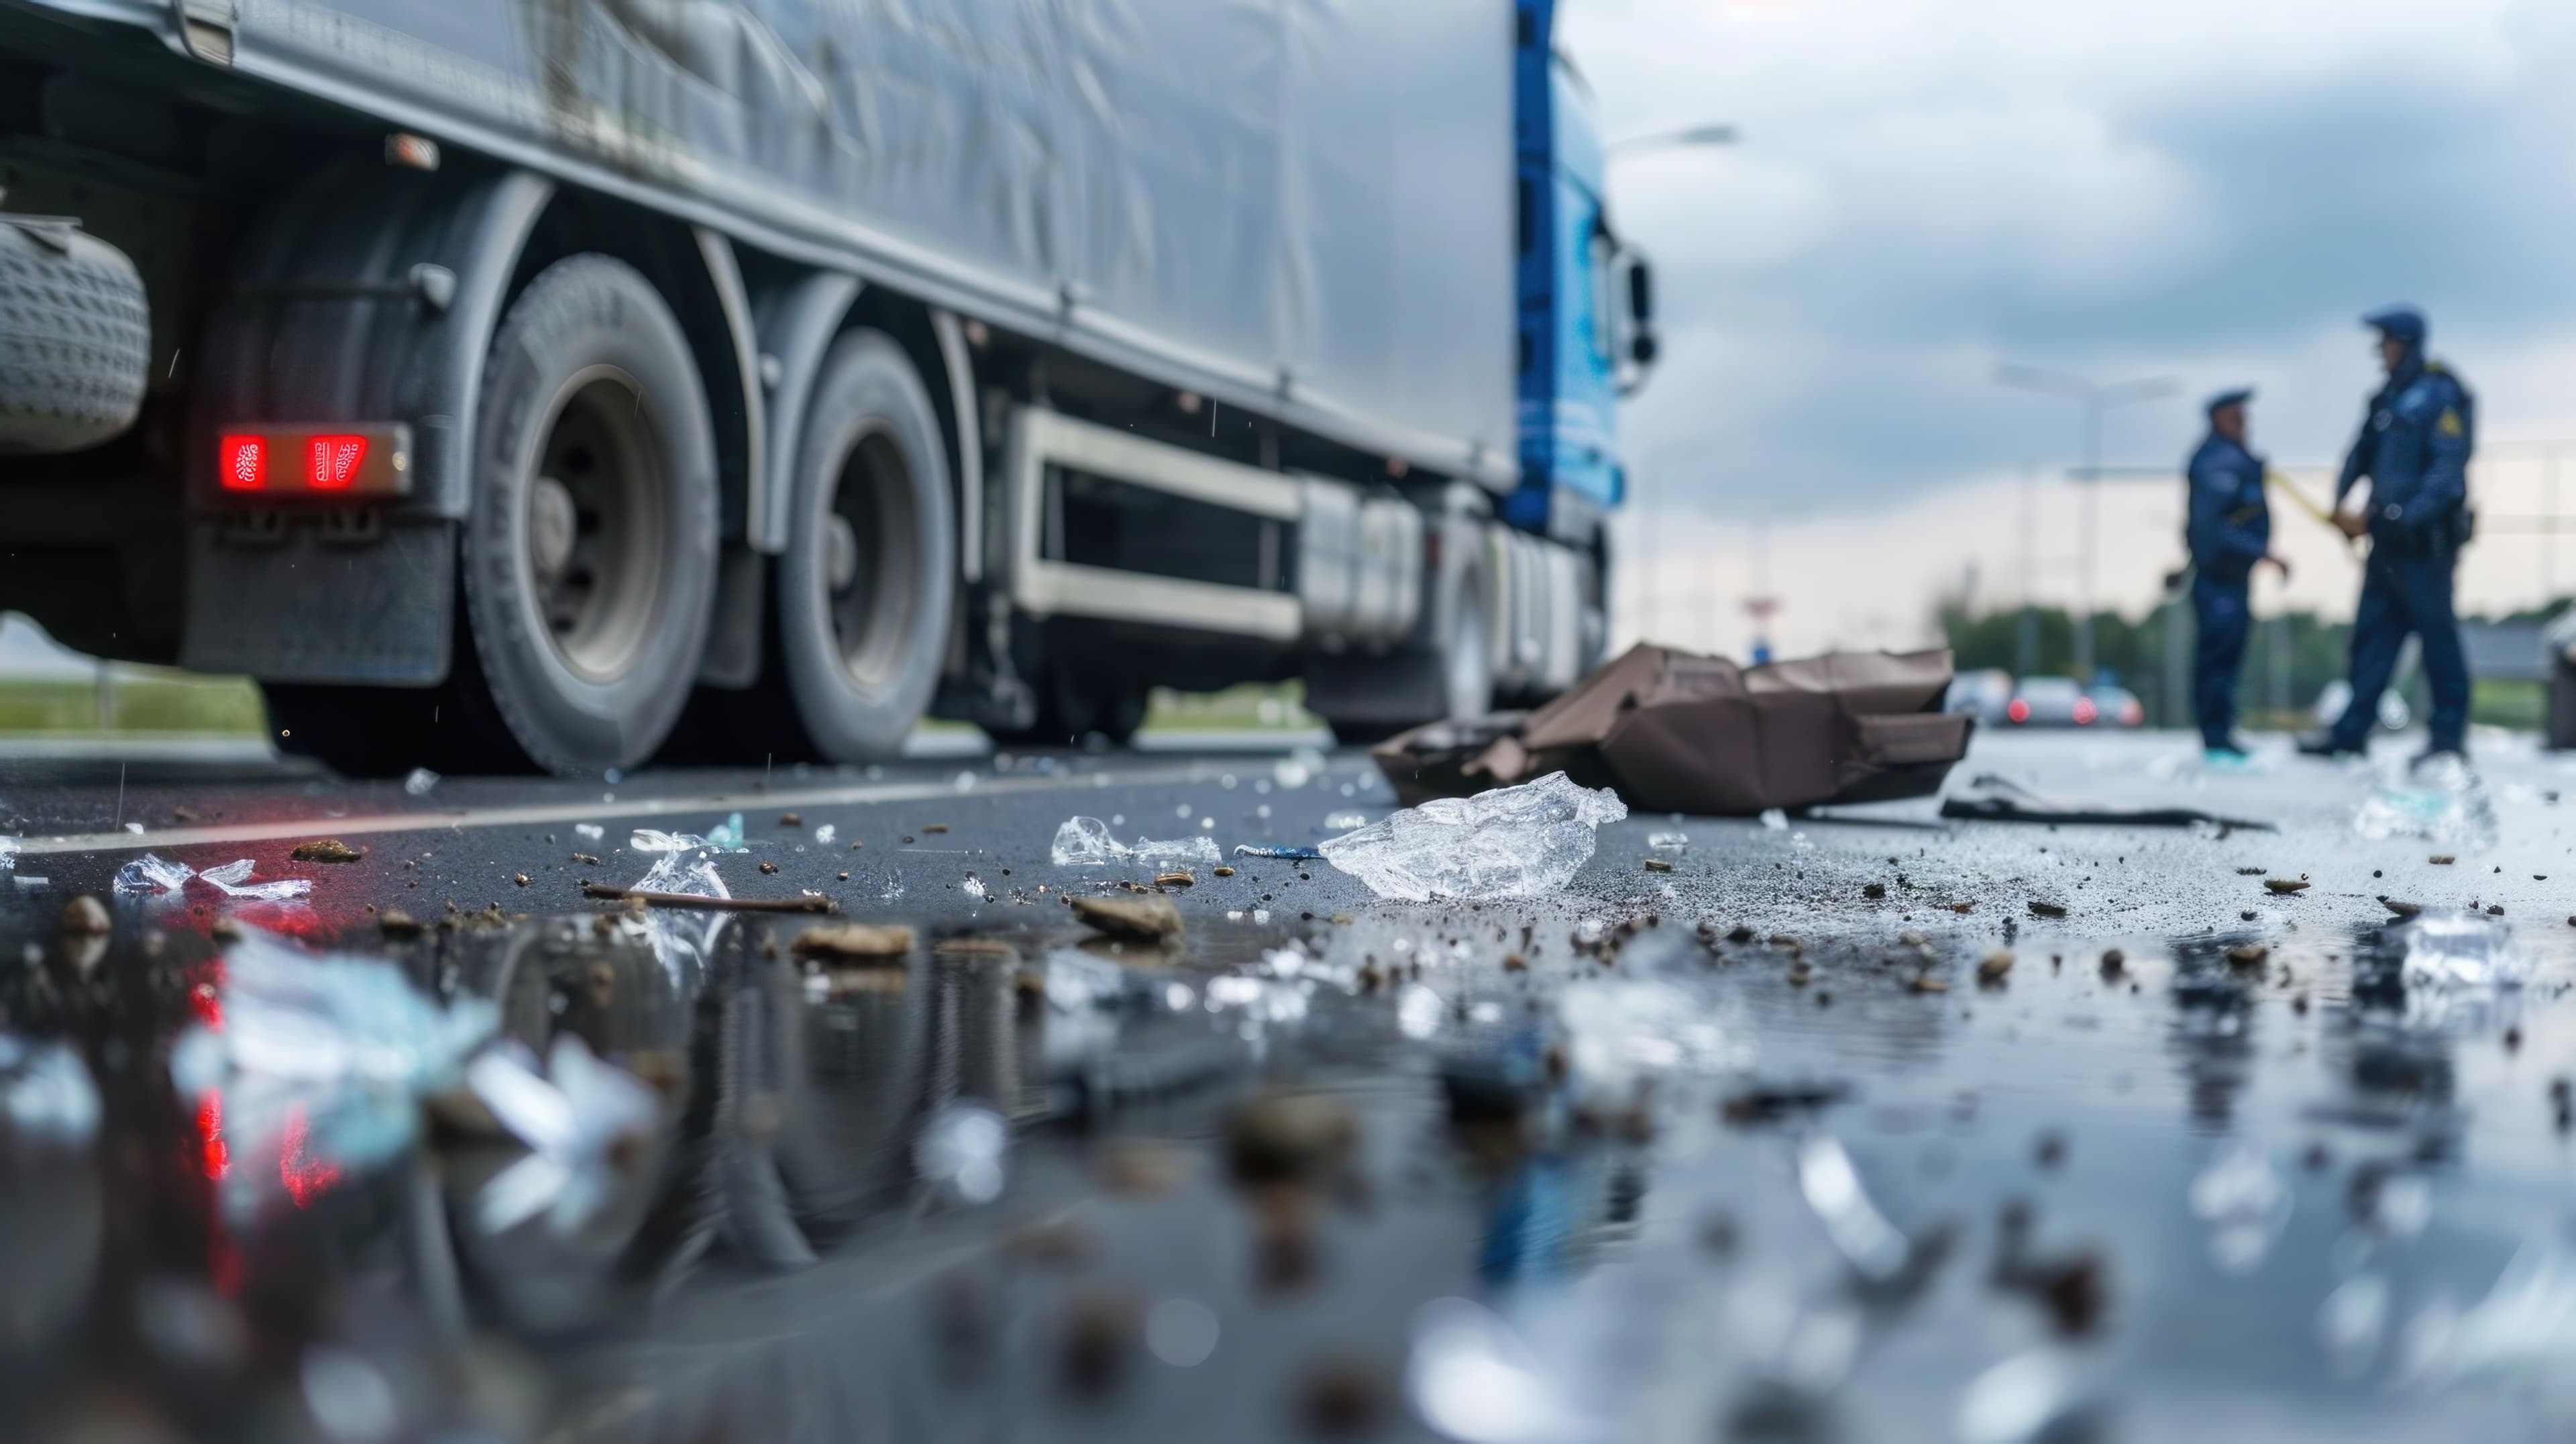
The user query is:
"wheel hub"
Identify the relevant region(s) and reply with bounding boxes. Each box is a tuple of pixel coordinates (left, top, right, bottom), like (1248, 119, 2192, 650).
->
(530, 476, 578, 578)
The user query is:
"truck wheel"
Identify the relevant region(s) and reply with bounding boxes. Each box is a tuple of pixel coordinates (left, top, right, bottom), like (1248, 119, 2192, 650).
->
(460, 256, 719, 775)
(0, 217, 148, 454)
(773, 330, 954, 761)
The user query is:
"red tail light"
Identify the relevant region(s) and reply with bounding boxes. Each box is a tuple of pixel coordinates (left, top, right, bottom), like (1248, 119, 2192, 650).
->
(2006, 699, 2030, 724)
(2073, 697, 2098, 725)
(211, 425, 411, 499)
(307, 434, 368, 490)
(219, 435, 268, 491)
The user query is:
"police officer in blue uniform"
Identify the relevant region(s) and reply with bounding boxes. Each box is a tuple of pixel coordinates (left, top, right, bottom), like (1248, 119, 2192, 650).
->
(2185, 388, 2284, 761)
(2298, 306, 2475, 764)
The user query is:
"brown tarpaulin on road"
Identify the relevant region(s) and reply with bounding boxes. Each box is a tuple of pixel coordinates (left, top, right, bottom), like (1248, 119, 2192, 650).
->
(1370, 644, 1974, 815)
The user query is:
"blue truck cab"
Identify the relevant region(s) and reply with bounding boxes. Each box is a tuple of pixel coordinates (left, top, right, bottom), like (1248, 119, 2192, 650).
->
(1509, 0, 1658, 546)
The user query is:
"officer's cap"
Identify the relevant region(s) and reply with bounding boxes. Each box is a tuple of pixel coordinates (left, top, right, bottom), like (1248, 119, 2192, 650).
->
(2363, 305, 2426, 346)
(2205, 387, 2253, 417)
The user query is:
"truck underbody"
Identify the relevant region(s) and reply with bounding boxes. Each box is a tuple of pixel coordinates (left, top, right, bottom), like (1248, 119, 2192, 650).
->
(0, 1, 1613, 774)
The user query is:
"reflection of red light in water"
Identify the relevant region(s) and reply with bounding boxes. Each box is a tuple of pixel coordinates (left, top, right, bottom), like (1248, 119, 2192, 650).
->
(196, 1092, 230, 1179)
(186, 958, 227, 1029)
(278, 1106, 341, 1208)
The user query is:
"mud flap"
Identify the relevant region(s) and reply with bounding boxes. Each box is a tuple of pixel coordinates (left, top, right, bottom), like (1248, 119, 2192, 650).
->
(180, 517, 453, 684)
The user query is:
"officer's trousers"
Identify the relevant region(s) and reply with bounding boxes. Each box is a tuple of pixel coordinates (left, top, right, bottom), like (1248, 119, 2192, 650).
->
(2332, 547, 2469, 753)
(2192, 574, 2251, 749)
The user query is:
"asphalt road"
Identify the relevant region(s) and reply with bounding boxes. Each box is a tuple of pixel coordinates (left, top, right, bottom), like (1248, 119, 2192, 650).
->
(6, 729, 2576, 1442)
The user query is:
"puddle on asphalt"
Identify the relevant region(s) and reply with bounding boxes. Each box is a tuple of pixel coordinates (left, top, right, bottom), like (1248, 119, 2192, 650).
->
(2, 826, 2575, 1441)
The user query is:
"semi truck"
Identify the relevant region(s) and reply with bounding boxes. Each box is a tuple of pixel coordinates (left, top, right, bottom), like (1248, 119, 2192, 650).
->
(0, 0, 1654, 776)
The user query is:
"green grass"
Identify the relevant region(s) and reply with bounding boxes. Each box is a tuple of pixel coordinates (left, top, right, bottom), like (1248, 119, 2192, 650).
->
(2471, 678, 2546, 731)
(0, 672, 268, 735)
(1142, 680, 1322, 733)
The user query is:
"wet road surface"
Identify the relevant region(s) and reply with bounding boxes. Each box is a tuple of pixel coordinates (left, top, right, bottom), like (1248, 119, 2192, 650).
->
(5, 731, 2576, 1441)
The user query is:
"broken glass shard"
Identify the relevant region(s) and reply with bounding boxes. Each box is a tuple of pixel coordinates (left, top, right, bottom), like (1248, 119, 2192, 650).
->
(2190, 1141, 2292, 1274)
(914, 1102, 1008, 1205)
(466, 1034, 661, 1237)
(172, 929, 497, 1210)
(0, 1032, 101, 1147)
(2400, 911, 2528, 989)
(1316, 772, 1627, 901)
(115, 852, 193, 894)
(199, 858, 312, 900)
(1051, 816, 1223, 868)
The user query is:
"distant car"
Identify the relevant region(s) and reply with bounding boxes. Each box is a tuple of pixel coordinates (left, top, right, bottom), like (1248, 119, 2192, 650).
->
(1944, 668, 2014, 725)
(2002, 677, 2144, 728)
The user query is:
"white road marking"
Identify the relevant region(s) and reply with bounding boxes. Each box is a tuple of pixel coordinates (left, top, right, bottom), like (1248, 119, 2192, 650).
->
(9, 760, 1261, 858)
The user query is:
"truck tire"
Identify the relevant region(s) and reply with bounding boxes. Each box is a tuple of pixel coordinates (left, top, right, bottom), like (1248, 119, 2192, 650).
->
(0, 217, 149, 454)
(460, 256, 720, 775)
(771, 330, 954, 762)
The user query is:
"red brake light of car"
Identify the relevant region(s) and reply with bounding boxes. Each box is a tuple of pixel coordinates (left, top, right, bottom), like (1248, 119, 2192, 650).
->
(219, 434, 268, 491)
(2006, 699, 2030, 724)
(307, 434, 368, 490)
(2072, 697, 2098, 725)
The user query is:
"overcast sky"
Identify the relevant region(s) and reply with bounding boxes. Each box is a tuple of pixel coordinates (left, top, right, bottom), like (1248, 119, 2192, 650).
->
(1566, 0, 2576, 652)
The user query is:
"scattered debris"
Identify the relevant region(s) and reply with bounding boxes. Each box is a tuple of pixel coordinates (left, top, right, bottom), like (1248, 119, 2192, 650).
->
(1053, 817, 1223, 868)
(1979, 950, 2015, 984)
(290, 839, 362, 864)
(2429, 855, 2457, 866)
(0, 1031, 101, 1148)
(580, 882, 833, 914)
(113, 854, 192, 895)
(378, 909, 423, 936)
(402, 768, 440, 796)
(2190, 1143, 2291, 1274)
(168, 929, 498, 1206)
(2400, 911, 2528, 988)
(1372, 643, 1967, 813)
(1863, 882, 1886, 898)
(466, 1035, 660, 1236)
(915, 1102, 1008, 1204)
(792, 923, 914, 959)
(1318, 772, 1626, 901)
(2027, 900, 2067, 918)
(1228, 1090, 1356, 1187)
(199, 859, 311, 901)
(1721, 1081, 1852, 1125)
(2383, 898, 2424, 918)
(2225, 943, 2269, 968)
(1155, 870, 1196, 888)
(58, 895, 110, 936)
(1070, 892, 1184, 942)
(2263, 878, 2310, 894)
(1234, 843, 1324, 860)
(1942, 774, 2272, 830)
(1643, 858, 1674, 873)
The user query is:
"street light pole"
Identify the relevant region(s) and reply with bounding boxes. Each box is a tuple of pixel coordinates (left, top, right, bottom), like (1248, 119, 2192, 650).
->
(1603, 123, 1740, 156)
(1996, 365, 2178, 682)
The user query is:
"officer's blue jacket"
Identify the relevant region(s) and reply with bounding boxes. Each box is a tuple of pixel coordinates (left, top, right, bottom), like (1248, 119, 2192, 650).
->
(2185, 432, 2269, 585)
(2337, 349, 2474, 552)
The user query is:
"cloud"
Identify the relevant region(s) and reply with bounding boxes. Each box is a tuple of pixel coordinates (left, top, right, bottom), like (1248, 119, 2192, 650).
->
(1565, 0, 2576, 522)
